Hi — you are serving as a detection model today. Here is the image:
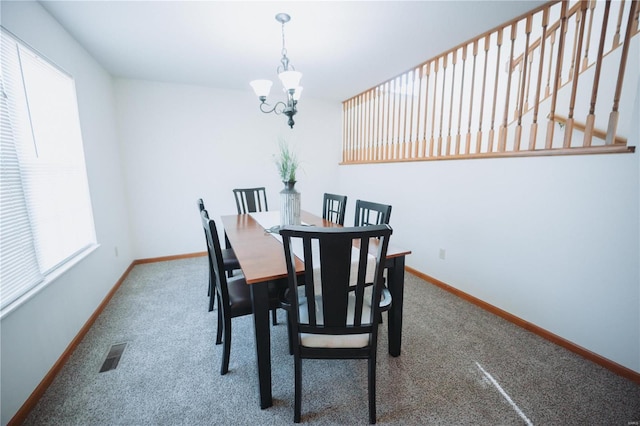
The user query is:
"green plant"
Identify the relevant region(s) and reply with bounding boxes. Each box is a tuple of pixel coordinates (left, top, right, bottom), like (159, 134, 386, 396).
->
(274, 139, 299, 182)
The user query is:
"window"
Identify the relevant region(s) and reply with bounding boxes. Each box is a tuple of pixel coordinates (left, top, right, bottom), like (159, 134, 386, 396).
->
(1, 29, 96, 312)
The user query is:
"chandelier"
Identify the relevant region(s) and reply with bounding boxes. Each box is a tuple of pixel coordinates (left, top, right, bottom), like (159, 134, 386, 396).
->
(250, 13, 302, 129)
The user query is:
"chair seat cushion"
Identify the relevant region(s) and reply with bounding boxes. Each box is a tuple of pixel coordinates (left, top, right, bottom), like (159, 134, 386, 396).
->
(227, 277, 282, 317)
(227, 277, 252, 316)
(221, 248, 240, 271)
(298, 294, 372, 349)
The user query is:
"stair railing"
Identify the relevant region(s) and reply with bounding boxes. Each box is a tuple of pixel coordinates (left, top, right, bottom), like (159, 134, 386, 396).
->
(341, 0, 638, 164)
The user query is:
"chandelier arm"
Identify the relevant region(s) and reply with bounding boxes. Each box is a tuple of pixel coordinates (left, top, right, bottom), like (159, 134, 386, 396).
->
(259, 100, 287, 115)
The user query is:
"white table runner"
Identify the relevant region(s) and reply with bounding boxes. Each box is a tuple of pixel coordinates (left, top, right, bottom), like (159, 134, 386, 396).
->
(249, 211, 376, 284)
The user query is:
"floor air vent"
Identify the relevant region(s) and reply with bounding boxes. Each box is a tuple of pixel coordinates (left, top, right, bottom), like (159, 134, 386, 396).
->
(99, 343, 127, 373)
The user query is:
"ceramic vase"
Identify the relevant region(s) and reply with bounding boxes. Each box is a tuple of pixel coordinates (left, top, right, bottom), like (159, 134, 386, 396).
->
(280, 181, 301, 226)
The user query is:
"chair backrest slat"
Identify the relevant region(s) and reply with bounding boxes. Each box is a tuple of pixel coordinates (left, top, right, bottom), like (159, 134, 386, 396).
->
(233, 187, 268, 214)
(353, 236, 371, 326)
(322, 193, 348, 225)
(302, 237, 317, 325)
(318, 236, 352, 328)
(201, 209, 230, 308)
(354, 199, 392, 227)
(198, 199, 210, 258)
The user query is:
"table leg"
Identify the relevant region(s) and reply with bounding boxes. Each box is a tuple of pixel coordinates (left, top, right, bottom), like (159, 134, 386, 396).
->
(386, 255, 405, 357)
(224, 232, 233, 278)
(250, 281, 273, 409)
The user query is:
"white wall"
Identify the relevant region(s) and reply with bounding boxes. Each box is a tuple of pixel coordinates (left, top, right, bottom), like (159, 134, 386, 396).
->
(339, 151, 639, 372)
(336, 30, 640, 375)
(114, 79, 342, 259)
(1, 2, 638, 425)
(0, 2, 134, 424)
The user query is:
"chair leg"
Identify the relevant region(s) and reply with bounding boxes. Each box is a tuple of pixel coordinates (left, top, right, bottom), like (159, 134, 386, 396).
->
(287, 311, 294, 355)
(272, 308, 278, 326)
(215, 298, 223, 345)
(294, 355, 302, 423)
(220, 317, 232, 375)
(208, 276, 215, 312)
(368, 356, 377, 424)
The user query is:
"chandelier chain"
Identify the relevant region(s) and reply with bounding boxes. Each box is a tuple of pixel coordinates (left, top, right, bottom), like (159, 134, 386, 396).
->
(279, 20, 292, 72)
(281, 21, 287, 58)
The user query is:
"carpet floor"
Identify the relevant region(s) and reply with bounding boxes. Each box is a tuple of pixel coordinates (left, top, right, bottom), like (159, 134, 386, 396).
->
(23, 257, 640, 425)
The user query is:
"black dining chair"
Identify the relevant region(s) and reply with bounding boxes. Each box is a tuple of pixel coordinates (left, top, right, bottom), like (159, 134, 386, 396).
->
(233, 187, 268, 214)
(232, 187, 280, 325)
(354, 199, 392, 326)
(279, 224, 393, 424)
(354, 199, 392, 227)
(197, 199, 240, 312)
(201, 209, 282, 375)
(322, 193, 348, 225)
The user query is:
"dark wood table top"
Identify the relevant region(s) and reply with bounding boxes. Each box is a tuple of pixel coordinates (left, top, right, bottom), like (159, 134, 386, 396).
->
(221, 210, 411, 284)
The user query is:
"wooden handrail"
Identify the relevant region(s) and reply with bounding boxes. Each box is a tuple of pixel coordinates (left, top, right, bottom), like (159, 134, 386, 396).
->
(551, 113, 627, 144)
(344, 1, 555, 105)
(511, 1, 582, 68)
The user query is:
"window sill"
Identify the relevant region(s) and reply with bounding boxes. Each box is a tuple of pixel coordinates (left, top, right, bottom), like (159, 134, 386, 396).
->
(0, 244, 100, 320)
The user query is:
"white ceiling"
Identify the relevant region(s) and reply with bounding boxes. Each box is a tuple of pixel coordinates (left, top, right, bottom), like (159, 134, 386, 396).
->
(38, 0, 546, 102)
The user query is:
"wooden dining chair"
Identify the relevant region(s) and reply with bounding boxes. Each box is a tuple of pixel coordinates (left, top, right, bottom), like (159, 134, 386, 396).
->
(279, 224, 393, 424)
(354, 199, 392, 227)
(197, 199, 240, 311)
(233, 187, 268, 214)
(354, 199, 393, 327)
(231, 187, 280, 325)
(322, 193, 348, 225)
(201, 209, 282, 375)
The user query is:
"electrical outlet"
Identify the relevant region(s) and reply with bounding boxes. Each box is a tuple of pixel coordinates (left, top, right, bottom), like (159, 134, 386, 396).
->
(439, 248, 446, 260)
(114, 246, 119, 257)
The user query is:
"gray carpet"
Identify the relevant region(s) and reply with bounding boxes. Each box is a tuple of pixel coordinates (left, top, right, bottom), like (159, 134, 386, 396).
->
(23, 257, 640, 425)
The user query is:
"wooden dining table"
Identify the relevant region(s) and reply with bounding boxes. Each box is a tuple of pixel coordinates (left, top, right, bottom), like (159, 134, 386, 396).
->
(221, 210, 412, 409)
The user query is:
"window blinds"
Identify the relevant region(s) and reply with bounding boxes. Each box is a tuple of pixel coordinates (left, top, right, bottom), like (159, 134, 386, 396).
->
(0, 29, 96, 311)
